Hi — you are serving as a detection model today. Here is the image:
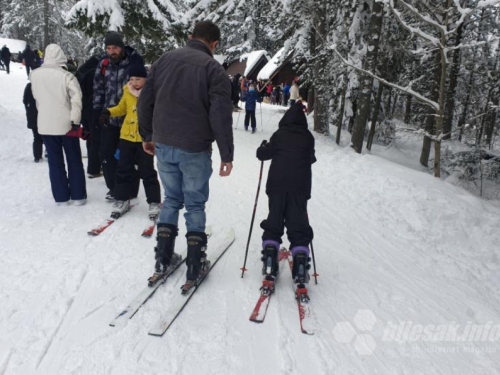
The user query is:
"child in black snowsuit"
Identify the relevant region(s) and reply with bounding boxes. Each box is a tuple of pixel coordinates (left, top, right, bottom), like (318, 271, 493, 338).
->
(23, 81, 44, 162)
(256, 103, 316, 284)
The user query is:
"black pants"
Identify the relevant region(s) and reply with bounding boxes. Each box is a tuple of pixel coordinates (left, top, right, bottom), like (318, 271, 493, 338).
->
(244, 110, 256, 130)
(26, 64, 32, 77)
(32, 128, 43, 160)
(260, 192, 313, 248)
(100, 126, 121, 191)
(3, 60, 10, 74)
(114, 139, 161, 203)
(83, 117, 101, 175)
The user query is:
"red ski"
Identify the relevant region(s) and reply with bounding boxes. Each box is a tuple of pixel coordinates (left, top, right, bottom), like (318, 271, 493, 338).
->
(249, 248, 289, 323)
(87, 205, 135, 236)
(286, 255, 314, 335)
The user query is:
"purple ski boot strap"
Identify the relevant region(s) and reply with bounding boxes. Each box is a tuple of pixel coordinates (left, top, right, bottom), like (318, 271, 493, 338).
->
(291, 246, 310, 257)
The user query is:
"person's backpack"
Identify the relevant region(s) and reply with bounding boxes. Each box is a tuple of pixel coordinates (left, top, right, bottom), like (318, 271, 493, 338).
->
(100, 58, 110, 76)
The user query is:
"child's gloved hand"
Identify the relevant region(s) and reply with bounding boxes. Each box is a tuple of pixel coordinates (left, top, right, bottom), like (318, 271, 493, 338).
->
(99, 109, 111, 127)
(260, 140, 268, 147)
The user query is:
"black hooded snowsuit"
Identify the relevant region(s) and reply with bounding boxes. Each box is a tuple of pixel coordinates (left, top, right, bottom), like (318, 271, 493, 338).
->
(256, 103, 316, 247)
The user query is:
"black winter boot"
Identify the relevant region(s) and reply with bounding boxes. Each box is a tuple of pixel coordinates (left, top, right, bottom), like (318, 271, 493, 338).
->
(155, 224, 179, 269)
(291, 246, 311, 284)
(261, 240, 280, 278)
(185, 231, 208, 283)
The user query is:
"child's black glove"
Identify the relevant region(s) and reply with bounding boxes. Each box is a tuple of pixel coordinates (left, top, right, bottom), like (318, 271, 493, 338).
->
(99, 109, 111, 127)
(260, 140, 268, 147)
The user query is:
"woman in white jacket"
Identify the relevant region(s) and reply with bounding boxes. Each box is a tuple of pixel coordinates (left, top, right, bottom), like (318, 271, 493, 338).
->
(31, 44, 86, 205)
(289, 81, 300, 106)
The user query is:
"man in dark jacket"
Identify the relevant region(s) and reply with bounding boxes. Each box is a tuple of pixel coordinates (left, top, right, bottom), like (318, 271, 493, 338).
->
(93, 31, 143, 200)
(76, 56, 101, 177)
(1, 45, 11, 74)
(22, 45, 36, 77)
(256, 103, 316, 285)
(23, 80, 44, 162)
(138, 20, 234, 288)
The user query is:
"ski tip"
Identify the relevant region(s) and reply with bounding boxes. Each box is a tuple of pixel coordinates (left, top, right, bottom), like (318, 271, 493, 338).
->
(302, 330, 315, 336)
(148, 332, 164, 337)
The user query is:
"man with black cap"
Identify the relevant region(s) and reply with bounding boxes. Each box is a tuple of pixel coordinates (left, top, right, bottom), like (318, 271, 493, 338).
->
(93, 31, 143, 201)
(138, 20, 234, 291)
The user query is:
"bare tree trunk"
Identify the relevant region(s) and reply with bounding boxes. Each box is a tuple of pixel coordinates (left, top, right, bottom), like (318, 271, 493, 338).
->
(433, 0, 453, 178)
(404, 95, 412, 124)
(477, 88, 492, 146)
(336, 75, 348, 145)
(367, 83, 384, 151)
(485, 49, 500, 147)
(420, 52, 441, 167)
(443, 23, 463, 139)
(44, 0, 49, 49)
(391, 92, 398, 119)
(312, 4, 329, 134)
(350, 0, 384, 153)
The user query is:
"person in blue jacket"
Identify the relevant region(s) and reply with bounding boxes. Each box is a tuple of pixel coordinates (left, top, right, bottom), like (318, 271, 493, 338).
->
(242, 84, 262, 133)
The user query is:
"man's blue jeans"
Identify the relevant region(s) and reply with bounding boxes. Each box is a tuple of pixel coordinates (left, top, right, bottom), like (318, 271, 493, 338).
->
(155, 143, 212, 233)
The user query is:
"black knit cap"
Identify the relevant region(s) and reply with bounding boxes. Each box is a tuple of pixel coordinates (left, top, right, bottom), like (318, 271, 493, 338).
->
(129, 63, 147, 78)
(128, 53, 147, 78)
(104, 31, 125, 48)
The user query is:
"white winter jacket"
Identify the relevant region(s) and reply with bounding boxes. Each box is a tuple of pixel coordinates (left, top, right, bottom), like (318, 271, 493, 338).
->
(290, 83, 300, 101)
(30, 44, 82, 136)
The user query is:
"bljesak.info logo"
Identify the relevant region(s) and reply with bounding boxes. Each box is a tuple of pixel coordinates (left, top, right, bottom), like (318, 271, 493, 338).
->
(332, 309, 500, 355)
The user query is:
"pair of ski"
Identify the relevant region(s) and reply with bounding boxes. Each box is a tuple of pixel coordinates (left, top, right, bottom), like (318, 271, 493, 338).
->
(109, 228, 234, 337)
(249, 248, 315, 335)
(88, 204, 157, 237)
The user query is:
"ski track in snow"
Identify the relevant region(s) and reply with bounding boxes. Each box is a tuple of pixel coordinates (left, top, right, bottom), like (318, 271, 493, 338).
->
(1, 62, 500, 374)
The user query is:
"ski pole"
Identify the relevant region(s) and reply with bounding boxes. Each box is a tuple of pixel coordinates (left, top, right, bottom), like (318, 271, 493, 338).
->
(241, 160, 264, 278)
(310, 240, 319, 285)
(235, 109, 241, 130)
(259, 102, 263, 131)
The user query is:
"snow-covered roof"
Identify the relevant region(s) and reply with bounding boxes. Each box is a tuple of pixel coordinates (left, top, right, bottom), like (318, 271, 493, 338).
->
(257, 47, 285, 81)
(213, 54, 226, 65)
(241, 50, 270, 77)
(0, 37, 27, 53)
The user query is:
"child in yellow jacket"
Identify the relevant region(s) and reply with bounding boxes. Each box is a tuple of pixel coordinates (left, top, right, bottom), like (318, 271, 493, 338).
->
(100, 63, 161, 219)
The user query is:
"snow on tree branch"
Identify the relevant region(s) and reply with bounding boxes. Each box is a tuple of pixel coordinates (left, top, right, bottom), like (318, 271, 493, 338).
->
(331, 46, 440, 111)
(398, 0, 447, 36)
(66, 0, 125, 30)
(449, 0, 500, 35)
(387, 0, 443, 48)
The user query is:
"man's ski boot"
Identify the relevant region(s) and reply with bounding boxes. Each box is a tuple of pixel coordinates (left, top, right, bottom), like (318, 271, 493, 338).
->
(111, 199, 130, 219)
(181, 232, 208, 295)
(148, 224, 181, 286)
(291, 246, 311, 303)
(260, 240, 280, 295)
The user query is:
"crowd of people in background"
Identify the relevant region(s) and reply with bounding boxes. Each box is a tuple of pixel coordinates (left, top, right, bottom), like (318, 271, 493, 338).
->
(1, 43, 78, 78)
(229, 74, 301, 110)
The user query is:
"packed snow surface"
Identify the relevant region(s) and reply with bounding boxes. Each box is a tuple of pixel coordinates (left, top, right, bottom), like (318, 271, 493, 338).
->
(1, 62, 500, 375)
(0, 38, 26, 53)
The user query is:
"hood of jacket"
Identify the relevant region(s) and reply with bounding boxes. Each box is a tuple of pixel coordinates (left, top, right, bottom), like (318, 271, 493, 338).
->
(278, 103, 308, 129)
(78, 55, 99, 75)
(44, 44, 67, 67)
